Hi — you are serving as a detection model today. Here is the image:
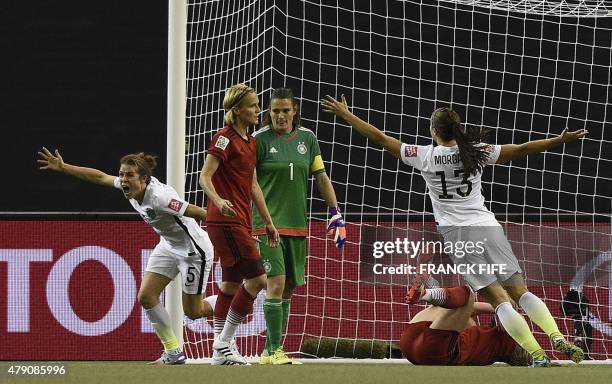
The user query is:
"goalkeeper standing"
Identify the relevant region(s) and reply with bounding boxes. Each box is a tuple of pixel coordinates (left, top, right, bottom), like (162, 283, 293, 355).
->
(253, 88, 346, 364)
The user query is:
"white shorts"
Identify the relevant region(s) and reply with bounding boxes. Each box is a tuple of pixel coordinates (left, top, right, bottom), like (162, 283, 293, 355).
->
(146, 228, 213, 295)
(439, 225, 522, 292)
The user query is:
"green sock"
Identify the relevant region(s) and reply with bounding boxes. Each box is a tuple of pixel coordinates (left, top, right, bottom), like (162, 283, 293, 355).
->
(264, 299, 283, 353)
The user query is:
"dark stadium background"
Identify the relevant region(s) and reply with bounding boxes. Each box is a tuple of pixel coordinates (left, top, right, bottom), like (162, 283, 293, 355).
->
(4, 1, 167, 212)
(5, 1, 611, 217)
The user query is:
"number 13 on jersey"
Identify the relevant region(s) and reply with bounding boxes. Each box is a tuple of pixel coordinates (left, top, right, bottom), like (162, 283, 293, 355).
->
(435, 169, 472, 199)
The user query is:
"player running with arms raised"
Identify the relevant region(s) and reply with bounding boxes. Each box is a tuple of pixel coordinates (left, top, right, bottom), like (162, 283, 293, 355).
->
(37, 149, 215, 365)
(199, 83, 280, 365)
(321, 95, 587, 367)
(253, 88, 346, 365)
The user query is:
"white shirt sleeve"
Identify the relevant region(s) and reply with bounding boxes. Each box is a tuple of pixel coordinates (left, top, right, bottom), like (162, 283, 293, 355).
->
(484, 144, 502, 165)
(153, 188, 189, 217)
(113, 177, 122, 190)
(400, 143, 431, 171)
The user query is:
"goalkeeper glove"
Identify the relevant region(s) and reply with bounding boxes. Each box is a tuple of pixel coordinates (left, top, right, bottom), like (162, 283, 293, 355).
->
(327, 206, 346, 248)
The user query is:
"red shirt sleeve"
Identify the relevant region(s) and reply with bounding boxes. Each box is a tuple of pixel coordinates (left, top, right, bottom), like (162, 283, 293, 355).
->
(208, 132, 231, 162)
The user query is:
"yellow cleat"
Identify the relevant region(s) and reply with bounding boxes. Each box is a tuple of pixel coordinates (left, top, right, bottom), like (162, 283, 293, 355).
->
(259, 354, 272, 365)
(270, 348, 303, 365)
(552, 337, 584, 363)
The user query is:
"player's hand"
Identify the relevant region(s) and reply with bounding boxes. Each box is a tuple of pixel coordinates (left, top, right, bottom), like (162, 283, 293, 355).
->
(557, 128, 588, 143)
(37, 147, 65, 172)
(215, 199, 237, 217)
(327, 206, 346, 248)
(321, 94, 350, 119)
(265, 223, 279, 247)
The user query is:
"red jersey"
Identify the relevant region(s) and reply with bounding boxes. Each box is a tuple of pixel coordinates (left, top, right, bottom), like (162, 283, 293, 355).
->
(206, 125, 256, 229)
(400, 321, 516, 365)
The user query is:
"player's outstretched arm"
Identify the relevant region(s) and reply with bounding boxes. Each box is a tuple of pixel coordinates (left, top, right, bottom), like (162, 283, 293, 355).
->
(321, 95, 402, 159)
(37, 147, 115, 188)
(184, 204, 207, 221)
(496, 128, 588, 164)
(199, 154, 236, 217)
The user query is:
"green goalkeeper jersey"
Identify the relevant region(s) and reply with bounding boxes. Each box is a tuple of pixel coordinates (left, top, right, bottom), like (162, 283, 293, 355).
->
(252, 125, 326, 236)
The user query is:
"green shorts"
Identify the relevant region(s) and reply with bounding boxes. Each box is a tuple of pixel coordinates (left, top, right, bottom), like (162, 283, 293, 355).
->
(257, 235, 307, 286)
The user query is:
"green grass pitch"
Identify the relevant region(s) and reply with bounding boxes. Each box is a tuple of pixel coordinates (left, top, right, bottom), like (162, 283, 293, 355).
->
(2, 362, 611, 384)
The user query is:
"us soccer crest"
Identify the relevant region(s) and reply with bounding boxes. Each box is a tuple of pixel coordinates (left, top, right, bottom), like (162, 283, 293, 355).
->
(297, 142, 307, 155)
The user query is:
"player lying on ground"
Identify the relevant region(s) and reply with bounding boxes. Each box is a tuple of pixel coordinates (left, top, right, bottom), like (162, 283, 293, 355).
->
(199, 83, 280, 365)
(321, 95, 587, 367)
(253, 88, 345, 365)
(401, 285, 532, 366)
(38, 149, 216, 365)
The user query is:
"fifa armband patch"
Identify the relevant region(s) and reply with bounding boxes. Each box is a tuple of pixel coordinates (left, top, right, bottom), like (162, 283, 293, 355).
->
(404, 145, 417, 158)
(215, 135, 230, 151)
(168, 199, 184, 213)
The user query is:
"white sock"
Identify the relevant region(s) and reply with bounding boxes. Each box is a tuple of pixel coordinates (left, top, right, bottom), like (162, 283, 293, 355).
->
(496, 302, 545, 359)
(420, 288, 446, 305)
(219, 309, 245, 343)
(518, 292, 563, 340)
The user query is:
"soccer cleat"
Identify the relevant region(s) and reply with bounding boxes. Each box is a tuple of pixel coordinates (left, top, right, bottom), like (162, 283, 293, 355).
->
(552, 336, 584, 364)
(259, 355, 272, 365)
(149, 349, 186, 365)
(213, 339, 248, 365)
(405, 277, 426, 304)
(529, 355, 551, 368)
(270, 348, 302, 365)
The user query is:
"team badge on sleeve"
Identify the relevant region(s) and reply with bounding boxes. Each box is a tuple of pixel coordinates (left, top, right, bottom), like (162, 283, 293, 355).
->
(215, 135, 230, 150)
(404, 145, 417, 157)
(168, 199, 184, 213)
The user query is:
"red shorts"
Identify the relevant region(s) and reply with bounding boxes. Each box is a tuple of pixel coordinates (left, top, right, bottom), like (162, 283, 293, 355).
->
(207, 225, 265, 281)
(399, 321, 459, 365)
(456, 324, 517, 365)
(400, 321, 517, 365)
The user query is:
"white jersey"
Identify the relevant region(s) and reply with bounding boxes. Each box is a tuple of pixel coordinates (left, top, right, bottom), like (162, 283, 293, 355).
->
(113, 176, 203, 250)
(400, 143, 502, 227)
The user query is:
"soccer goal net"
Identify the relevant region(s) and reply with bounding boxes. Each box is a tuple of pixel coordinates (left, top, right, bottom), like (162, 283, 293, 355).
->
(181, 0, 612, 361)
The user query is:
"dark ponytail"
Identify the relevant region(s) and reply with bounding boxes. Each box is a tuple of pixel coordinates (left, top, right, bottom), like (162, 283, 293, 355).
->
(431, 107, 489, 176)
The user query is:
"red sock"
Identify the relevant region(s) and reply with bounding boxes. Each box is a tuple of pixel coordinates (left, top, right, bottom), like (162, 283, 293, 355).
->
(214, 290, 233, 336)
(443, 286, 471, 308)
(229, 285, 255, 316)
(422, 286, 471, 308)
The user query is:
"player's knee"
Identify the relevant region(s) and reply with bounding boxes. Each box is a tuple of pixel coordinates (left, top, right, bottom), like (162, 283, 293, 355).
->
(137, 290, 159, 309)
(508, 285, 529, 303)
(219, 281, 240, 296)
(245, 273, 267, 293)
(183, 307, 202, 321)
(267, 278, 285, 297)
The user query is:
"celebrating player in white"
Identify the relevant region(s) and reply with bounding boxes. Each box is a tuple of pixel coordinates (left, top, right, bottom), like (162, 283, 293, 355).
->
(38, 148, 215, 365)
(321, 96, 587, 367)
